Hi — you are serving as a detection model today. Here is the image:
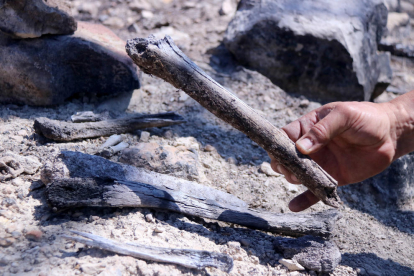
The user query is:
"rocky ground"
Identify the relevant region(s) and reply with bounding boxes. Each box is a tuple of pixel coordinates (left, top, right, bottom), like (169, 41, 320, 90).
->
(1, 0, 414, 275)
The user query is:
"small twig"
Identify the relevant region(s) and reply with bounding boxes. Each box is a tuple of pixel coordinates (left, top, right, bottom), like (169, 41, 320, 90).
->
(63, 230, 233, 272)
(34, 112, 185, 141)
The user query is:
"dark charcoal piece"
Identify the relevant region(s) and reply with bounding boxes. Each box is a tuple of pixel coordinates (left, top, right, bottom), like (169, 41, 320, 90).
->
(224, 0, 392, 102)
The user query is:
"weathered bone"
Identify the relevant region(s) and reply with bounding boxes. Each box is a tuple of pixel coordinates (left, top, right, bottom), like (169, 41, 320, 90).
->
(125, 36, 341, 208)
(63, 230, 234, 273)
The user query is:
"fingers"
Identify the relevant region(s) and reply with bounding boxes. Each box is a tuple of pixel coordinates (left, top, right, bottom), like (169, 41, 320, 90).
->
(295, 104, 352, 155)
(270, 159, 301, 184)
(288, 190, 320, 212)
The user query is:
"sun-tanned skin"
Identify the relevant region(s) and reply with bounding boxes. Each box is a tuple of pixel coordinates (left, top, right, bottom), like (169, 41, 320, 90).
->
(270, 90, 414, 212)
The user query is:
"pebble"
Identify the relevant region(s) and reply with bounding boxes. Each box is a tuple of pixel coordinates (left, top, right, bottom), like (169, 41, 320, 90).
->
(299, 99, 310, 108)
(2, 186, 14, 194)
(0, 210, 13, 219)
(260, 162, 280, 177)
(204, 144, 215, 152)
(219, 0, 236, 16)
(0, 237, 15, 247)
(227, 241, 241, 250)
(140, 131, 151, 142)
(145, 213, 155, 223)
(178, 91, 190, 102)
(251, 256, 260, 265)
(80, 263, 106, 275)
(154, 226, 165, 233)
(103, 17, 125, 28)
(141, 10, 154, 19)
(279, 259, 305, 271)
(100, 134, 123, 149)
(163, 130, 173, 139)
(25, 229, 43, 241)
(2, 197, 16, 207)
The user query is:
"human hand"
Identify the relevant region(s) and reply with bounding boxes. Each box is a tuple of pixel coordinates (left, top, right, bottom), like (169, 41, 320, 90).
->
(271, 101, 402, 212)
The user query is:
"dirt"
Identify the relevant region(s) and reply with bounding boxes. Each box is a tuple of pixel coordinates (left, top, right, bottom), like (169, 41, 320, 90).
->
(0, 0, 414, 276)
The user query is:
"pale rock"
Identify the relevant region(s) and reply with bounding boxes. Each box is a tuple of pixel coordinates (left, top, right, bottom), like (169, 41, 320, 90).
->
(153, 27, 190, 44)
(387, 13, 410, 33)
(129, 0, 152, 12)
(174, 137, 200, 151)
(81, 263, 106, 275)
(178, 91, 190, 102)
(141, 10, 154, 19)
(220, 0, 237, 16)
(140, 131, 151, 142)
(204, 144, 215, 152)
(100, 135, 123, 149)
(77, 1, 102, 18)
(154, 226, 165, 233)
(145, 213, 155, 223)
(103, 17, 125, 29)
(279, 259, 305, 271)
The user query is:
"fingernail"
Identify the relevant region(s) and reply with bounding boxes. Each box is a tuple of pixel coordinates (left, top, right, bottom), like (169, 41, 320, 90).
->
(276, 165, 284, 174)
(297, 138, 313, 152)
(291, 175, 299, 182)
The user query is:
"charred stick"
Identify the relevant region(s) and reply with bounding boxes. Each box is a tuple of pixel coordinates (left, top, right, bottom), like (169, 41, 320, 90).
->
(47, 177, 340, 237)
(34, 112, 185, 141)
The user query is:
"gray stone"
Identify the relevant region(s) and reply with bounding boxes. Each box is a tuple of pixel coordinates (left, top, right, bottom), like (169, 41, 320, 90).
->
(224, 0, 392, 102)
(0, 21, 140, 106)
(274, 235, 341, 273)
(363, 152, 414, 210)
(119, 142, 204, 181)
(0, 0, 76, 38)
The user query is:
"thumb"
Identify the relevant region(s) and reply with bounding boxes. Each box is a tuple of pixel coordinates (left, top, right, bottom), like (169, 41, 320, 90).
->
(296, 105, 350, 155)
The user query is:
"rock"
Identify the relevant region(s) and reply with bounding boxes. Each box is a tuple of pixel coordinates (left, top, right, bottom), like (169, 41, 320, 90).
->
(129, 0, 152, 12)
(0, 21, 140, 106)
(204, 144, 215, 152)
(260, 162, 279, 177)
(0, 237, 15, 247)
(174, 137, 200, 151)
(387, 12, 410, 33)
(145, 213, 155, 223)
(81, 263, 106, 275)
(275, 236, 341, 273)
(220, 0, 237, 16)
(224, 0, 392, 102)
(1, 152, 41, 175)
(140, 131, 151, 142)
(361, 152, 414, 210)
(100, 135, 123, 149)
(25, 229, 43, 241)
(154, 226, 165, 233)
(0, 0, 76, 38)
(102, 17, 125, 29)
(120, 142, 204, 181)
(279, 259, 305, 271)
